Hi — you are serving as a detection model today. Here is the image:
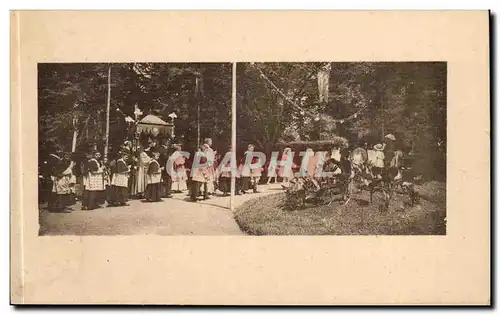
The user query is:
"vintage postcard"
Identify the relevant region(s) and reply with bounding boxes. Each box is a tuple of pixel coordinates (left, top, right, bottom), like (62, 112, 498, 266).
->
(11, 11, 490, 305)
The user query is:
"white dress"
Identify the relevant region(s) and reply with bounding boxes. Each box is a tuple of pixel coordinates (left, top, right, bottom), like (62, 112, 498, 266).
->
(136, 152, 151, 194)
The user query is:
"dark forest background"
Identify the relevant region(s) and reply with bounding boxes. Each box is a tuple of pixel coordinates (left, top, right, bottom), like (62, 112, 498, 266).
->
(38, 62, 446, 181)
(236, 62, 446, 181)
(38, 63, 232, 163)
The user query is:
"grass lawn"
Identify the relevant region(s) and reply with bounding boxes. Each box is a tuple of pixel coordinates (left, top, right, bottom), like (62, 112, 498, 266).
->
(234, 181, 446, 235)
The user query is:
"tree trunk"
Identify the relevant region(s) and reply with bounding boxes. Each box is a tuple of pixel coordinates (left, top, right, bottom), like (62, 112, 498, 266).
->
(104, 65, 111, 158)
(71, 129, 78, 152)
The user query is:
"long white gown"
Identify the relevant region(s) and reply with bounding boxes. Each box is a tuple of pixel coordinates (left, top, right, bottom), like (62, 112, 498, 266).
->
(135, 152, 151, 195)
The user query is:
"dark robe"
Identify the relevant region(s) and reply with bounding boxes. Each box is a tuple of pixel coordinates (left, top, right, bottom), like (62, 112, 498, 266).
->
(51, 159, 72, 212)
(190, 154, 208, 201)
(146, 159, 162, 202)
(219, 158, 232, 195)
(158, 146, 172, 198)
(238, 153, 257, 192)
(113, 159, 129, 205)
(103, 162, 113, 205)
(86, 159, 101, 210)
(81, 159, 90, 209)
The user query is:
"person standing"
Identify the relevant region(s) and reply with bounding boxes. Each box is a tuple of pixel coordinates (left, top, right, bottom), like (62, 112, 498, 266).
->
(111, 152, 131, 206)
(134, 146, 151, 199)
(85, 151, 105, 210)
(102, 156, 113, 206)
(171, 144, 187, 193)
(80, 152, 93, 210)
(238, 146, 250, 193)
(96, 152, 108, 206)
(189, 145, 209, 202)
(371, 143, 385, 179)
(50, 152, 74, 212)
(383, 134, 396, 166)
(158, 142, 173, 198)
(63, 152, 77, 206)
(145, 151, 163, 202)
(266, 158, 278, 185)
(218, 146, 232, 196)
(144, 139, 157, 158)
(240, 144, 263, 193)
(203, 138, 216, 195)
(305, 148, 321, 191)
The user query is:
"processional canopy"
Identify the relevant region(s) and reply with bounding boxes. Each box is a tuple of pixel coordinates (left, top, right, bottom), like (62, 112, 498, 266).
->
(136, 114, 173, 136)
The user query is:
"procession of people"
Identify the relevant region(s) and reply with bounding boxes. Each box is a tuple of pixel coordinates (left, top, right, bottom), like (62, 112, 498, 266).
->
(44, 136, 226, 212)
(43, 128, 410, 213)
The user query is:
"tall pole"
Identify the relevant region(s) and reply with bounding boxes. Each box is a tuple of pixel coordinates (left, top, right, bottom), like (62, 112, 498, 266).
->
(230, 62, 236, 210)
(381, 99, 385, 141)
(105, 64, 111, 158)
(196, 76, 201, 147)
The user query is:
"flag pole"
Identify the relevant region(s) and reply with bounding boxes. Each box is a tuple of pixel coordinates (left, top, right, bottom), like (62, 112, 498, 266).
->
(104, 64, 111, 159)
(230, 62, 236, 211)
(196, 76, 201, 147)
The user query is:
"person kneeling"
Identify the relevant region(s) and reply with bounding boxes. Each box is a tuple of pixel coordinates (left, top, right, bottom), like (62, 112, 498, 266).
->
(111, 153, 130, 206)
(146, 151, 163, 202)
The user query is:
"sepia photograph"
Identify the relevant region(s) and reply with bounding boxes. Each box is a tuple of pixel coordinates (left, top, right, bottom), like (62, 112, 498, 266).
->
(13, 10, 489, 305)
(234, 62, 446, 235)
(39, 61, 447, 236)
(37, 62, 235, 235)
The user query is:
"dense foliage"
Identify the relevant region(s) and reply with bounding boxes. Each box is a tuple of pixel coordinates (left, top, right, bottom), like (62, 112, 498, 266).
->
(237, 62, 446, 180)
(38, 63, 232, 163)
(39, 62, 446, 181)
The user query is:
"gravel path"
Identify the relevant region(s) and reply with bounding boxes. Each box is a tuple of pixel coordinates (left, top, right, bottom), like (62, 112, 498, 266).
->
(39, 183, 284, 236)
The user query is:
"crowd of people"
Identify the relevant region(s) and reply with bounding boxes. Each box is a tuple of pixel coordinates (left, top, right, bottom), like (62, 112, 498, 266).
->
(44, 137, 265, 212)
(43, 132, 413, 213)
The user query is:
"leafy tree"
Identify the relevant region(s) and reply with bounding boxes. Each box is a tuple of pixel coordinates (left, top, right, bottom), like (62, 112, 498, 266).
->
(38, 63, 232, 165)
(236, 62, 446, 180)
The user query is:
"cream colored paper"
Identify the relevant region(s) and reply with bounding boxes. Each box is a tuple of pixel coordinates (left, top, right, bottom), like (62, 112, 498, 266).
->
(11, 11, 490, 305)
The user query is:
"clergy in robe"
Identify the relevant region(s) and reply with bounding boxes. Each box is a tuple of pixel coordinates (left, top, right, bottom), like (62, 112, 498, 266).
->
(145, 151, 162, 202)
(218, 147, 232, 196)
(203, 138, 216, 195)
(111, 153, 131, 206)
(158, 143, 173, 198)
(239, 144, 263, 193)
(63, 152, 77, 206)
(50, 153, 73, 212)
(189, 146, 209, 202)
(102, 157, 113, 205)
(277, 147, 297, 184)
(86, 151, 105, 210)
(81, 152, 93, 210)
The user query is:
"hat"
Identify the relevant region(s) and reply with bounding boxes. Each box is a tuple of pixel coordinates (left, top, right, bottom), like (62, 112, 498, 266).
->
(120, 147, 131, 154)
(374, 144, 384, 151)
(384, 134, 396, 141)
